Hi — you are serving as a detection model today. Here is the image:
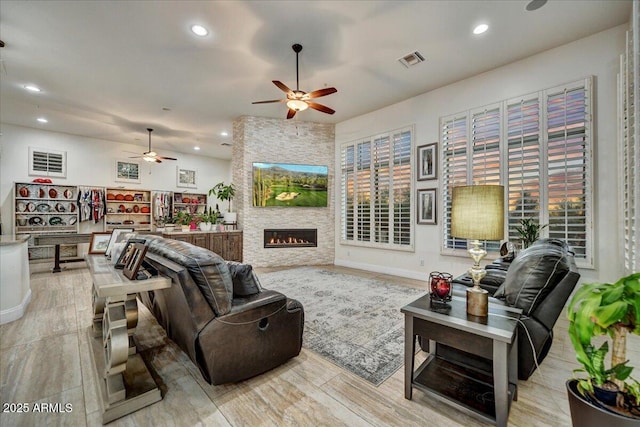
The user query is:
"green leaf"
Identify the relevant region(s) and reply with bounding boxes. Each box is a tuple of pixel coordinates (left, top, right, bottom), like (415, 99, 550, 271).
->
(593, 301, 628, 328)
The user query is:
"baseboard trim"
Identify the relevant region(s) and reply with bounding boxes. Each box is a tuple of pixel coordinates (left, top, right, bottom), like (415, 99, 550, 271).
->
(0, 289, 32, 325)
(334, 259, 427, 281)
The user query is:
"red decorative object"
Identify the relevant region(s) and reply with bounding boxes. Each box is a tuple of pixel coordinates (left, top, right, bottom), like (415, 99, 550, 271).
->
(32, 178, 52, 183)
(429, 271, 453, 304)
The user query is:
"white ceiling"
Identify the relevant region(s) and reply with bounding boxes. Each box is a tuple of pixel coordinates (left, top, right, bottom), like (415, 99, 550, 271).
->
(0, 0, 631, 160)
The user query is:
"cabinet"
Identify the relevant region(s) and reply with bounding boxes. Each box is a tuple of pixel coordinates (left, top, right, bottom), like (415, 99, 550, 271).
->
(209, 231, 243, 262)
(14, 182, 79, 260)
(105, 188, 152, 232)
(162, 231, 242, 262)
(173, 192, 207, 216)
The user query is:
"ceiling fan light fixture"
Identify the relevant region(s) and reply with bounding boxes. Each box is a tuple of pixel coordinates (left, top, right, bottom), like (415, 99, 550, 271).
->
(287, 99, 308, 112)
(191, 25, 208, 37)
(143, 156, 156, 162)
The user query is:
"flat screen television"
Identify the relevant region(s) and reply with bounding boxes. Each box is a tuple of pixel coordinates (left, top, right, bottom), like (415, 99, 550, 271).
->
(252, 162, 328, 207)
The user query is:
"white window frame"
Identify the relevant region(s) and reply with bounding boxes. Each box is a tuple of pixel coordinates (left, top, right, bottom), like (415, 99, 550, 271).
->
(441, 78, 594, 268)
(340, 126, 414, 251)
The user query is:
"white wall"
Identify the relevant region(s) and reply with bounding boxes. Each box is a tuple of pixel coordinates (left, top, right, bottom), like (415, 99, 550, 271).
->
(0, 123, 231, 236)
(334, 24, 627, 284)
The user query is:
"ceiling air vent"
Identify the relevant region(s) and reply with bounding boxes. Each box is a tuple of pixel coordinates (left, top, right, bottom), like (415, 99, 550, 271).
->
(398, 51, 425, 68)
(29, 147, 67, 178)
(221, 142, 232, 147)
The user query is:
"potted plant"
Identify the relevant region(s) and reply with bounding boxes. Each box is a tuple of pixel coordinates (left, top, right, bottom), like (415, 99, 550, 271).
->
(162, 215, 178, 232)
(514, 218, 547, 249)
(198, 207, 216, 231)
(566, 272, 640, 425)
(175, 211, 193, 232)
(209, 182, 236, 224)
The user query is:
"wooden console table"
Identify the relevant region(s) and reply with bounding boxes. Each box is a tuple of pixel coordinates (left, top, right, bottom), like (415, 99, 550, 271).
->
(402, 294, 521, 427)
(86, 255, 171, 424)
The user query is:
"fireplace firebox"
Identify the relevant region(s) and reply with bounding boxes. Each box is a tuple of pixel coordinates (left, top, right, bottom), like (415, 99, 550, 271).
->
(264, 229, 317, 248)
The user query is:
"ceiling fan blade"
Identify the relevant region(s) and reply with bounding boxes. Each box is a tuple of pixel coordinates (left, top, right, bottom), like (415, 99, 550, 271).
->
(307, 102, 335, 115)
(157, 156, 177, 161)
(154, 158, 162, 163)
(252, 99, 287, 104)
(273, 80, 294, 95)
(286, 108, 297, 119)
(128, 155, 142, 159)
(305, 87, 337, 99)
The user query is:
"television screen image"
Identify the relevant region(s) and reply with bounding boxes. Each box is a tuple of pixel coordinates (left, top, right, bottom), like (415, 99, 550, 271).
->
(253, 162, 328, 207)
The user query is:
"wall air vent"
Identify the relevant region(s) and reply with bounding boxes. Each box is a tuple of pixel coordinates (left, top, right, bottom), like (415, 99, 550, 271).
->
(398, 51, 425, 68)
(29, 147, 67, 177)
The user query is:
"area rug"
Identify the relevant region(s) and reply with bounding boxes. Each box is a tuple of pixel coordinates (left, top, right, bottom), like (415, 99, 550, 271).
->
(259, 267, 426, 386)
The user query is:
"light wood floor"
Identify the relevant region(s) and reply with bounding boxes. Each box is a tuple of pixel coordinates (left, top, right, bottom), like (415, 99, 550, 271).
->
(2, 262, 635, 426)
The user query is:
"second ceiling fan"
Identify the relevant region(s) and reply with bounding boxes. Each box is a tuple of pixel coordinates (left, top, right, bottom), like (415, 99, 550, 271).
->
(129, 128, 177, 163)
(253, 43, 337, 119)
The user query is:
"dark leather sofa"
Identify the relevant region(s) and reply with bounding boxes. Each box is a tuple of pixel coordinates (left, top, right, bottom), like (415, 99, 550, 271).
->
(135, 235, 304, 385)
(430, 238, 580, 380)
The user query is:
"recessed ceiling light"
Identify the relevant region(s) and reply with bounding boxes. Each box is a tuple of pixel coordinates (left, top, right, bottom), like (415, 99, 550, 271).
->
(25, 85, 41, 92)
(194, 146, 200, 150)
(191, 25, 208, 37)
(473, 24, 489, 35)
(37, 117, 48, 123)
(220, 131, 228, 137)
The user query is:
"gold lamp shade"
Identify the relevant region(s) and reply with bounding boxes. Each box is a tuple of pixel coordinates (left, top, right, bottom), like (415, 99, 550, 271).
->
(451, 185, 505, 316)
(451, 185, 504, 241)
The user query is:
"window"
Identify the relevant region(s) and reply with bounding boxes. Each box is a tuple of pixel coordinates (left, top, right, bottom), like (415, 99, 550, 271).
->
(341, 127, 413, 250)
(441, 78, 593, 267)
(29, 147, 66, 178)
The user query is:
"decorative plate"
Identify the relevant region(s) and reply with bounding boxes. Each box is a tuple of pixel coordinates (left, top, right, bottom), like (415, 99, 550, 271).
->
(55, 203, 66, 212)
(36, 203, 51, 212)
(26, 202, 37, 212)
(17, 202, 26, 212)
(28, 216, 43, 225)
(49, 216, 64, 225)
(64, 189, 73, 199)
(68, 217, 77, 225)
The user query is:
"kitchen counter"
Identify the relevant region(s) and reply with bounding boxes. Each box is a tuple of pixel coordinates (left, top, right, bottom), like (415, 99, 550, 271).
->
(1, 234, 31, 324)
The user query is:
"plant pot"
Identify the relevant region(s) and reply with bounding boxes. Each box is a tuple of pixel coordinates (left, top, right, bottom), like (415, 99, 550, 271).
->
(199, 222, 212, 231)
(164, 224, 176, 232)
(181, 225, 190, 232)
(566, 380, 639, 427)
(224, 212, 237, 224)
(594, 383, 620, 407)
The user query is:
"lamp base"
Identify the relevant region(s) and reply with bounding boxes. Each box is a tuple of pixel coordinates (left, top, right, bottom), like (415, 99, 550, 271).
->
(466, 286, 488, 317)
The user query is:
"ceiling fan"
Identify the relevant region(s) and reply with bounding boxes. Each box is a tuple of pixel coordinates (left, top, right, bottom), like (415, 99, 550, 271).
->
(129, 128, 177, 163)
(252, 43, 337, 119)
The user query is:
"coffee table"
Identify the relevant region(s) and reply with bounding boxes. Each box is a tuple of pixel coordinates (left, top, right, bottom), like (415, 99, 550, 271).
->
(402, 293, 521, 427)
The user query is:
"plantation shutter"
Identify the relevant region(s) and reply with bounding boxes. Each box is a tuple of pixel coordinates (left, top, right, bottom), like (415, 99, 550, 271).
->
(356, 141, 372, 242)
(340, 126, 414, 250)
(441, 115, 468, 250)
(373, 136, 390, 243)
(544, 81, 592, 262)
(341, 145, 355, 241)
(620, 13, 640, 274)
(29, 147, 67, 178)
(392, 129, 411, 245)
(506, 96, 541, 243)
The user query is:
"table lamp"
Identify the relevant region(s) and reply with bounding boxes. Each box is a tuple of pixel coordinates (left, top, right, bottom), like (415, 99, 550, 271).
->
(451, 185, 504, 316)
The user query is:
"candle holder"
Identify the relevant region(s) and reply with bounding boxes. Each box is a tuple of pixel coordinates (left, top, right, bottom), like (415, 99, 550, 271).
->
(429, 271, 453, 305)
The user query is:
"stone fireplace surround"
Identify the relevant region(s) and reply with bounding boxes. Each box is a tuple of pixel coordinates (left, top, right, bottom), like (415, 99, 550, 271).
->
(232, 116, 335, 267)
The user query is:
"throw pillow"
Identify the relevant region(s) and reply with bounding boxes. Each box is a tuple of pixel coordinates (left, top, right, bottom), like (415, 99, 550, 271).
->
(227, 261, 262, 297)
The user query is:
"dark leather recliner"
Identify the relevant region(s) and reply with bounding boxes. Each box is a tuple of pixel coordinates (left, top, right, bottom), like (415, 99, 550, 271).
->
(430, 238, 580, 380)
(136, 236, 304, 385)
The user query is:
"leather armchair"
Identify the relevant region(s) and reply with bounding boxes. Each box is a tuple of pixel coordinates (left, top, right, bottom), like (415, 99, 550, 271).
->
(136, 236, 304, 385)
(433, 238, 580, 380)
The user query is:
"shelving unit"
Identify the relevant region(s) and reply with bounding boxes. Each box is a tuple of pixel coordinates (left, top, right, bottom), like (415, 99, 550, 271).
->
(14, 182, 79, 260)
(172, 192, 207, 216)
(105, 188, 153, 232)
